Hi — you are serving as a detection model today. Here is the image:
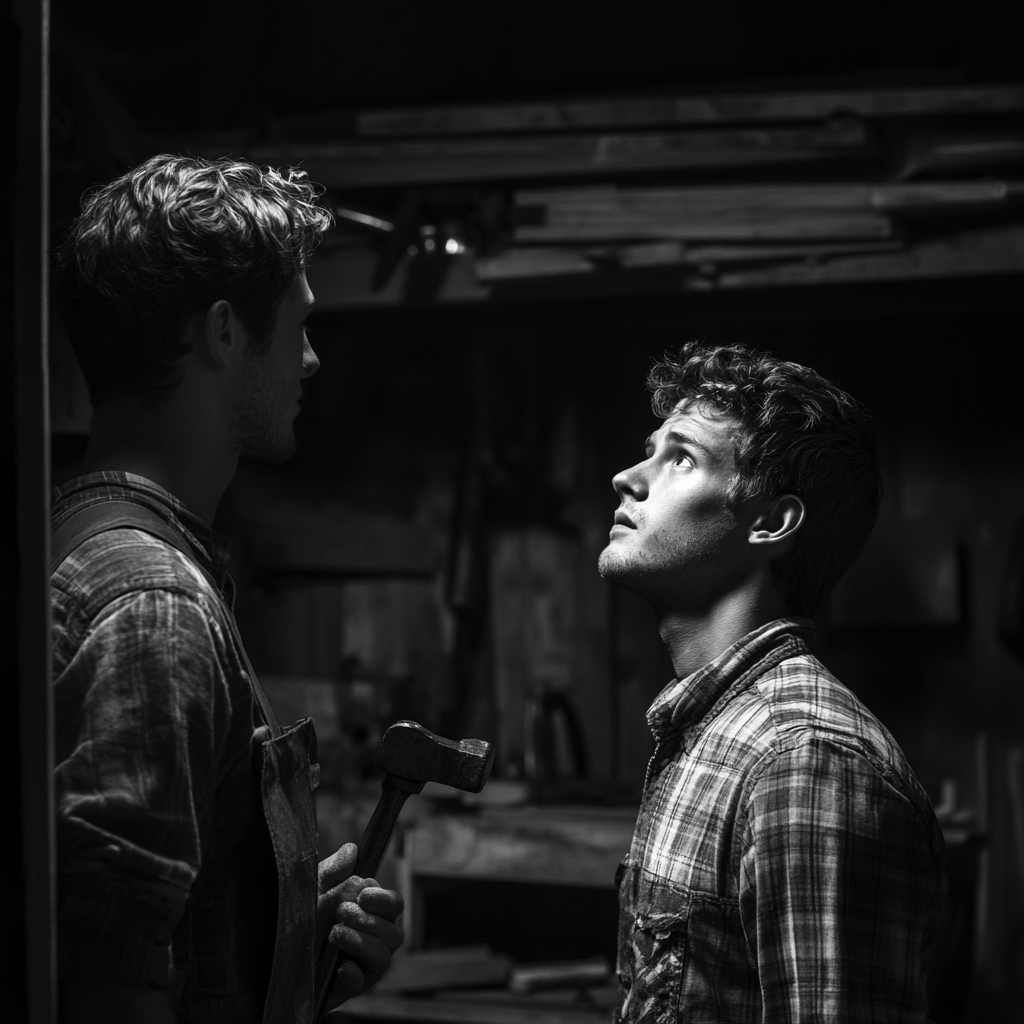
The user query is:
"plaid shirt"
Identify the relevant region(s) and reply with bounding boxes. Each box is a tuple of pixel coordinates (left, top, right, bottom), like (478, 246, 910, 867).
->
(51, 473, 269, 993)
(616, 618, 947, 1024)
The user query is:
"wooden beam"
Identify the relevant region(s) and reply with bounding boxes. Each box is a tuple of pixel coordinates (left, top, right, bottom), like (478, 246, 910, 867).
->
(515, 210, 894, 243)
(511, 181, 1016, 242)
(13, 0, 55, 1022)
(712, 224, 1024, 288)
(248, 121, 868, 188)
(356, 85, 1024, 138)
(517, 180, 1016, 211)
(474, 240, 905, 281)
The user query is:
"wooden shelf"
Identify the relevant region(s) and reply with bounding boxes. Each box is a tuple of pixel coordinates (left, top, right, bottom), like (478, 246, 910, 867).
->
(400, 806, 636, 890)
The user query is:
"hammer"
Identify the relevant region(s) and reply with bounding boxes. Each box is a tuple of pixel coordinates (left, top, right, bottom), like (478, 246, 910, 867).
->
(313, 720, 495, 1021)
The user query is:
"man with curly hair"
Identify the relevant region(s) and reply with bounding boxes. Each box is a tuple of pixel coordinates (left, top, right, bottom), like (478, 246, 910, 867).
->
(601, 343, 946, 1023)
(52, 155, 402, 1023)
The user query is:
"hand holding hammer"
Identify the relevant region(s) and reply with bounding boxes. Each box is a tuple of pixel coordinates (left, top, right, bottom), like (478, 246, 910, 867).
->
(314, 720, 495, 1022)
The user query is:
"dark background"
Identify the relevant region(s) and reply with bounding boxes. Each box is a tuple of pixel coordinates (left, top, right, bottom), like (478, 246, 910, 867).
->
(29, 1, 1024, 1020)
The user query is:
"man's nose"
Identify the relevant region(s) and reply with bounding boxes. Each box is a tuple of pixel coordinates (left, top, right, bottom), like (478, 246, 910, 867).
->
(612, 461, 648, 501)
(302, 337, 320, 378)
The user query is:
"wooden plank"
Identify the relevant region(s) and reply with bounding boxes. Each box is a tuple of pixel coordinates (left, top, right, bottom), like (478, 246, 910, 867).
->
(474, 240, 905, 281)
(407, 808, 635, 887)
(337, 994, 608, 1024)
(249, 122, 868, 188)
(510, 958, 609, 994)
(517, 180, 1014, 212)
(515, 210, 894, 243)
(680, 240, 904, 264)
(512, 181, 1016, 242)
(375, 947, 513, 994)
(475, 249, 598, 280)
(357, 85, 1024, 137)
(711, 224, 1024, 288)
(898, 131, 1024, 179)
(870, 180, 1017, 209)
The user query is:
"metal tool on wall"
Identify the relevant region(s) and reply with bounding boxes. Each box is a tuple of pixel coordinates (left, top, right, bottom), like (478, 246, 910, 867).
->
(313, 720, 495, 1022)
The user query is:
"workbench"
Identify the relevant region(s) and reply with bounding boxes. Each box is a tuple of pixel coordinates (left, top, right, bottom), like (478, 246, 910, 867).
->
(336, 803, 635, 1024)
(395, 803, 637, 950)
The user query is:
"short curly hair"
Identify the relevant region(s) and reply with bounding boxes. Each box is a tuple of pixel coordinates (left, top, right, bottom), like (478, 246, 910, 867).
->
(55, 154, 334, 407)
(647, 342, 881, 616)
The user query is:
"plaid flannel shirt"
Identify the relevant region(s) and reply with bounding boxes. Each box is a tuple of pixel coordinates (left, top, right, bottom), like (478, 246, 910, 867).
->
(616, 618, 947, 1024)
(51, 473, 269, 992)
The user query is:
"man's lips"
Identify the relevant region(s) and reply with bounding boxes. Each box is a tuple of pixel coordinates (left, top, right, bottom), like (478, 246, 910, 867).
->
(613, 509, 636, 528)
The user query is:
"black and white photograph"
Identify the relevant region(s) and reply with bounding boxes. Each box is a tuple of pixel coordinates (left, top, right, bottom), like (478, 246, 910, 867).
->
(7, 2, 1024, 1021)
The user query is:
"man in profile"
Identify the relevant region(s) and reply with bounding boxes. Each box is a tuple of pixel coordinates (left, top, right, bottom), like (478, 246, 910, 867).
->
(600, 343, 946, 1021)
(52, 155, 401, 1023)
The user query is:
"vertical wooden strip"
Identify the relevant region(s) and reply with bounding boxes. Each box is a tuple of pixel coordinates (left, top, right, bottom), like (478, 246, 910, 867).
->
(14, 0, 54, 1020)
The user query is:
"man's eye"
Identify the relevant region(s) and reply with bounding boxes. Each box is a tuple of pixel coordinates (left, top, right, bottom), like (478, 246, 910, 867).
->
(674, 452, 692, 466)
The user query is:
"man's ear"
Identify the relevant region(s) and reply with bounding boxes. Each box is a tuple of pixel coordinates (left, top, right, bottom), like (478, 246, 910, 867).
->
(198, 299, 242, 368)
(748, 494, 806, 552)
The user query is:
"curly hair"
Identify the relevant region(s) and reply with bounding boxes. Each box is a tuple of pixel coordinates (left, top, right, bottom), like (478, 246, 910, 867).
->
(55, 154, 334, 407)
(647, 342, 881, 616)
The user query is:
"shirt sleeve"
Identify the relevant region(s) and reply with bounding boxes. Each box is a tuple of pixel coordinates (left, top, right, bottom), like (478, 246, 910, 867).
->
(54, 586, 249, 989)
(739, 738, 946, 1023)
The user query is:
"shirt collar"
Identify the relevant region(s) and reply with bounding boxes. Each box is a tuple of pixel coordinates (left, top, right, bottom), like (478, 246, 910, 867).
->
(53, 471, 232, 586)
(647, 617, 815, 750)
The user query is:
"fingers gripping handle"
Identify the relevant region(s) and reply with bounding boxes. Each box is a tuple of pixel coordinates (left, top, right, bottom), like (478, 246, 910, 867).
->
(313, 776, 420, 1022)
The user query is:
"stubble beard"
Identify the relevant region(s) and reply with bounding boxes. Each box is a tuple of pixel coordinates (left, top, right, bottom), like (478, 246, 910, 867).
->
(598, 506, 665, 586)
(227, 357, 298, 464)
(597, 513, 743, 610)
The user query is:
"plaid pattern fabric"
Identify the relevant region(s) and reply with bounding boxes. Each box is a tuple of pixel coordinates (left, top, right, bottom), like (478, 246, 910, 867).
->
(52, 473, 260, 990)
(616, 619, 947, 1024)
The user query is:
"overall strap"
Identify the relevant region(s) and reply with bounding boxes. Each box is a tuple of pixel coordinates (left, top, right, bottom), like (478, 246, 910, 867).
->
(51, 499, 282, 737)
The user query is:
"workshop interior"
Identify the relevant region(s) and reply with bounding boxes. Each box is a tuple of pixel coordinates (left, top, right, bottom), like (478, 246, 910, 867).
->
(10, 0, 1024, 1021)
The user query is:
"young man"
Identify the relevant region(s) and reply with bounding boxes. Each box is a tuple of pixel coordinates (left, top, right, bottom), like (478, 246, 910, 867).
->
(600, 344, 946, 1022)
(52, 155, 402, 1023)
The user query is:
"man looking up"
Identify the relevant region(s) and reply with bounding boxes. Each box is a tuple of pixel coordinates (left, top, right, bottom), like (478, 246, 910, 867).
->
(600, 343, 946, 1022)
(52, 155, 402, 1023)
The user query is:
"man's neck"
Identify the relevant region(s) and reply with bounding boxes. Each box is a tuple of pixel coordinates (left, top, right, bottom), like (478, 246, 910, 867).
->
(655, 572, 789, 680)
(82, 396, 237, 526)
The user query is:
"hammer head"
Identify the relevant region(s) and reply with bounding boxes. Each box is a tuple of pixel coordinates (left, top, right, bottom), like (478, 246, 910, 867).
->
(376, 720, 495, 793)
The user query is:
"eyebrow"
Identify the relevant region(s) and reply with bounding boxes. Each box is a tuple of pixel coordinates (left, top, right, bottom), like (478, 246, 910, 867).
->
(646, 430, 714, 458)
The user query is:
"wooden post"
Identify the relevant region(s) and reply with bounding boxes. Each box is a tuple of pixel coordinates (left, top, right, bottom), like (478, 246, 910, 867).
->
(13, 0, 55, 1020)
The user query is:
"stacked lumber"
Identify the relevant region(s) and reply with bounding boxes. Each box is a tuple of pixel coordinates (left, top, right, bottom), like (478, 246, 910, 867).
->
(252, 120, 870, 188)
(514, 181, 1013, 242)
(198, 82, 1024, 299)
(473, 179, 1023, 283)
(354, 85, 1024, 136)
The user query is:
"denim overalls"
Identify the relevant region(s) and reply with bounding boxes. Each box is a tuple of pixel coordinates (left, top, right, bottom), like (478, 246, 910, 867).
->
(52, 499, 320, 1023)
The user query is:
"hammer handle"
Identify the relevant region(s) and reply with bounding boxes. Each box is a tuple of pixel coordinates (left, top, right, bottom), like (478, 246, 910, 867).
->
(313, 776, 415, 1022)
(354, 777, 413, 878)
